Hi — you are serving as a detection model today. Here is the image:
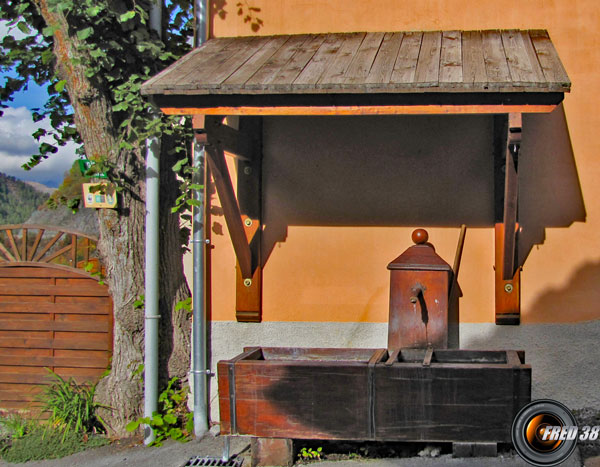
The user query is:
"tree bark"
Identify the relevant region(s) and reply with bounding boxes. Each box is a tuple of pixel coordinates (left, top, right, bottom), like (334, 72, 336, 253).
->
(35, 0, 191, 436)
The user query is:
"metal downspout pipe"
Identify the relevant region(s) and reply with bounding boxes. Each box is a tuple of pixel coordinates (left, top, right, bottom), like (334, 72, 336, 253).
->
(192, 0, 209, 439)
(143, 1, 162, 446)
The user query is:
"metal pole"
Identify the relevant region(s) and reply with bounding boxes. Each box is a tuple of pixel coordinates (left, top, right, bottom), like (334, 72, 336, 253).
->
(144, 136, 160, 445)
(144, 0, 162, 446)
(192, 0, 209, 439)
(192, 140, 208, 437)
(194, 0, 208, 48)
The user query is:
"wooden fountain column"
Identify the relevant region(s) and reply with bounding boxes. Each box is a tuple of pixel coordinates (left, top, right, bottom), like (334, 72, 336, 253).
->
(387, 229, 459, 351)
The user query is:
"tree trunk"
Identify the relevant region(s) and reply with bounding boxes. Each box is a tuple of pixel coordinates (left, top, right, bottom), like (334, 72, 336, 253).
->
(35, 0, 191, 436)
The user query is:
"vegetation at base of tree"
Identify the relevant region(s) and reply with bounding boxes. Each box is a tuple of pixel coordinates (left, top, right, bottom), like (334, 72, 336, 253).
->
(0, 370, 110, 463)
(125, 376, 193, 447)
(0, 172, 49, 224)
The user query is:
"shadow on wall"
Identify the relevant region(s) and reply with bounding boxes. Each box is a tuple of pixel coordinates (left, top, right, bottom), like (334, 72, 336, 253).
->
(518, 106, 586, 266)
(255, 105, 585, 266)
(461, 318, 600, 409)
(525, 260, 600, 323)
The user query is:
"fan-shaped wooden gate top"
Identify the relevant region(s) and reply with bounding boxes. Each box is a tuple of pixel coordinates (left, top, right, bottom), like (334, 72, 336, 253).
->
(0, 224, 100, 274)
(0, 225, 112, 414)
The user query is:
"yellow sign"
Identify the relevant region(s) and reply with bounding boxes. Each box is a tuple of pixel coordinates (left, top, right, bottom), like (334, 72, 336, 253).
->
(82, 182, 117, 208)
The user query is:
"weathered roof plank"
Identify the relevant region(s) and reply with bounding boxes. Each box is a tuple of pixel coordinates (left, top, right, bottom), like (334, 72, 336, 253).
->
(294, 34, 346, 87)
(222, 35, 291, 88)
(481, 30, 512, 85)
(343, 31, 385, 85)
(529, 30, 570, 86)
(502, 30, 543, 86)
(440, 31, 463, 84)
(244, 35, 311, 90)
(141, 29, 571, 97)
(365, 32, 404, 86)
(318, 33, 366, 86)
(390, 31, 423, 85)
(270, 34, 326, 89)
(462, 31, 487, 86)
(415, 31, 442, 87)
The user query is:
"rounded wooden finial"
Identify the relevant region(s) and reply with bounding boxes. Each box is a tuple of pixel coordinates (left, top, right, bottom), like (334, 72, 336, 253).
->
(412, 229, 429, 245)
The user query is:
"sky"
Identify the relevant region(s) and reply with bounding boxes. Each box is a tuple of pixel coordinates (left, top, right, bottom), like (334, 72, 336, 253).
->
(0, 21, 78, 188)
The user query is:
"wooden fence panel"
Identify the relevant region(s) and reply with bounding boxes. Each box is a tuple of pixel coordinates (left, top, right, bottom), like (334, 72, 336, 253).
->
(0, 226, 112, 414)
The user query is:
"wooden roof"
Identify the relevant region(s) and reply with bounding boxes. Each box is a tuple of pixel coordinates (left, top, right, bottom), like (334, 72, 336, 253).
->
(142, 30, 570, 97)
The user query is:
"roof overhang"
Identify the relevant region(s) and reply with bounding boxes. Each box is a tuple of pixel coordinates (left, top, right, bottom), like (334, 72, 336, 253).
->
(142, 30, 570, 116)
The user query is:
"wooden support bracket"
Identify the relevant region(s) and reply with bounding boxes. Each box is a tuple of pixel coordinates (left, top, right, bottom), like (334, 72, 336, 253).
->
(494, 112, 522, 325)
(235, 117, 263, 322)
(502, 113, 521, 281)
(205, 143, 253, 279)
(207, 122, 259, 162)
(199, 115, 264, 322)
(495, 223, 521, 325)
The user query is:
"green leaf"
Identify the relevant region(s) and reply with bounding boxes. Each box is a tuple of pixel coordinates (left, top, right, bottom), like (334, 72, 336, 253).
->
(125, 420, 141, 431)
(163, 413, 177, 424)
(86, 5, 102, 16)
(186, 199, 202, 207)
(119, 11, 136, 22)
(171, 157, 187, 172)
(152, 414, 164, 426)
(54, 80, 67, 93)
(76, 27, 94, 41)
(17, 22, 30, 34)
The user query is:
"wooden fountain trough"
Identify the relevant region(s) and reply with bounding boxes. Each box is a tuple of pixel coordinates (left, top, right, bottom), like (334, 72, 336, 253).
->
(218, 346, 530, 443)
(218, 229, 531, 455)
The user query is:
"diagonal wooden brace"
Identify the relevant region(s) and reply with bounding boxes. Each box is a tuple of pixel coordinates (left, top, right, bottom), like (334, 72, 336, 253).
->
(502, 112, 521, 280)
(205, 144, 254, 279)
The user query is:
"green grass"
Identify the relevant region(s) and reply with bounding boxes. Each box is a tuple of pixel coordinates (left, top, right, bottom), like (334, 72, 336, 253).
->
(1, 425, 109, 463)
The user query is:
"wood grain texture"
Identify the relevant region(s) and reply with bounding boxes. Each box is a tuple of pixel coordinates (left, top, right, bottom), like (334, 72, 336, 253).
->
(365, 32, 403, 85)
(318, 33, 366, 86)
(217, 347, 531, 442)
(415, 31, 442, 87)
(0, 264, 112, 412)
(440, 31, 462, 84)
(143, 29, 570, 98)
(495, 223, 521, 325)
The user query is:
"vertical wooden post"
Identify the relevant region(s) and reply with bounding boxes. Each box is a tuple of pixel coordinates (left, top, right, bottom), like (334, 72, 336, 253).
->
(494, 113, 522, 325)
(495, 223, 521, 324)
(235, 117, 263, 322)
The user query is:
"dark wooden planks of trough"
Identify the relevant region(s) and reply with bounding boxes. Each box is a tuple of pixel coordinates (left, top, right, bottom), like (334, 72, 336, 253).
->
(217, 347, 530, 443)
(374, 350, 531, 442)
(218, 347, 380, 440)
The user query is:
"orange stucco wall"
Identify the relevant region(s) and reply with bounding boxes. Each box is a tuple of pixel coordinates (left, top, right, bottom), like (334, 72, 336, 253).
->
(207, 1, 600, 324)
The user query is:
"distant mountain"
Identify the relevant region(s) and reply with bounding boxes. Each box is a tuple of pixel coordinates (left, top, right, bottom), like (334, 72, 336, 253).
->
(26, 205, 99, 237)
(0, 173, 49, 225)
(24, 180, 55, 195)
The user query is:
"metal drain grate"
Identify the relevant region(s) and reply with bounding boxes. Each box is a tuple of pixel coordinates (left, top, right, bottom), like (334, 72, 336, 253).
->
(182, 456, 243, 467)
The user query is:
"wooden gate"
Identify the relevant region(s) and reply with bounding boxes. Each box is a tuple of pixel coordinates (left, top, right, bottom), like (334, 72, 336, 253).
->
(0, 225, 112, 413)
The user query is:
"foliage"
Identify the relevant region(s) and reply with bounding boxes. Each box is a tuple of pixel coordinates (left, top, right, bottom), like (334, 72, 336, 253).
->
(39, 369, 108, 437)
(0, 172, 49, 224)
(298, 446, 323, 462)
(125, 376, 193, 446)
(0, 412, 33, 440)
(46, 160, 87, 211)
(0, 0, 195, 204)
(0, 424, 109, 463)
